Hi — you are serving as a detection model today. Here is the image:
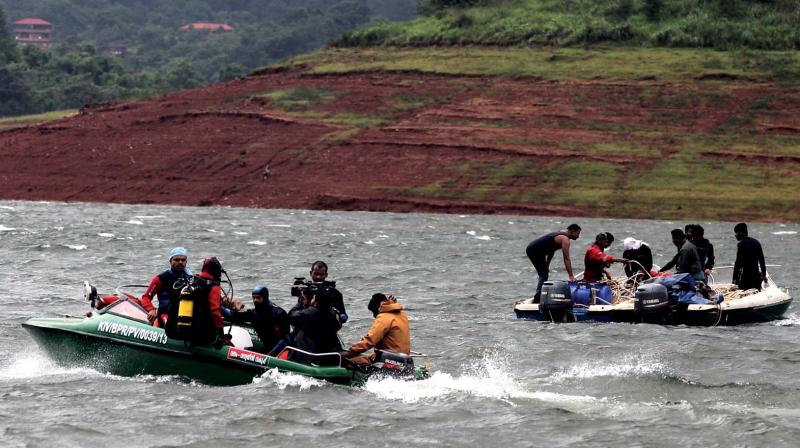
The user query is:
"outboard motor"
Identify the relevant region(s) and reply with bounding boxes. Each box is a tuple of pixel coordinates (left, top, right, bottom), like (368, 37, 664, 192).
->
(370, 350, 415, 377)
(539, 281, 572, 312)
(634, 283, 670, 321)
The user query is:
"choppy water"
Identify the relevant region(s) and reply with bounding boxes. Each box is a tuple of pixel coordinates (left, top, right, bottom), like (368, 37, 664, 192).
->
(1, 200, 799, 447)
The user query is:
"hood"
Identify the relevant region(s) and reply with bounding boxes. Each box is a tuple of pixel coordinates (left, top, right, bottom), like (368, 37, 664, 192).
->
(379, 302, 404, 314)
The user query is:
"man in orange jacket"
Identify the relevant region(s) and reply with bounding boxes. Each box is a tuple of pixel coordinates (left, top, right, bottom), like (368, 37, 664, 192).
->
(344, 293, 410, 366)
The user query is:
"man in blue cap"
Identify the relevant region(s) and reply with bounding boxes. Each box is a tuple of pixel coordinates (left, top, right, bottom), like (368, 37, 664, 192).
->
(140, 247, 193, 326)
(227, 285, 289, 355)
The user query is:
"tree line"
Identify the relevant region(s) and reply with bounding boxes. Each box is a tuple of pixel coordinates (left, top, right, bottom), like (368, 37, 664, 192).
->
(0, 0, 417, 116)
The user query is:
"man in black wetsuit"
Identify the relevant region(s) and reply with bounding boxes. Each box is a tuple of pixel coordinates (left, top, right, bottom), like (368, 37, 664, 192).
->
(526, 223, 581, 302)
(733, 222, 768, 291)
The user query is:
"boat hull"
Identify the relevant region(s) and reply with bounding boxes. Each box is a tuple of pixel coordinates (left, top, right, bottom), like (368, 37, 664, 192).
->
(22, 313, 366, 386)
(514, 285, 793, 326)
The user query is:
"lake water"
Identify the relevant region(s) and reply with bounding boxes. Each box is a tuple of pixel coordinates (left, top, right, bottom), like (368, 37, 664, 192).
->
(1, 200, 798, 447)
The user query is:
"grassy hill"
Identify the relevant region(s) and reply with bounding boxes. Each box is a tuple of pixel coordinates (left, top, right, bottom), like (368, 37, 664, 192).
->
(335, 0, 800, 50)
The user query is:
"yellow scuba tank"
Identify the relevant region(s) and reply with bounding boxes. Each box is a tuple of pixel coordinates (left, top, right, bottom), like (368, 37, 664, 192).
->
(176, 285, 195, 339)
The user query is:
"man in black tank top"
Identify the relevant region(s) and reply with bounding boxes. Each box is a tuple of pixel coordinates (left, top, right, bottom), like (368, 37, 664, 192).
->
(526, 224, 582, 302)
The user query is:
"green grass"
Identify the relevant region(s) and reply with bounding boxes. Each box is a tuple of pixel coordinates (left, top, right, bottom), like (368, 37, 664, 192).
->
(259, 86, 341, 111)
(281, 47, 800, 84)
(333, 0, 800, 52)
(0, 110, 78, 130)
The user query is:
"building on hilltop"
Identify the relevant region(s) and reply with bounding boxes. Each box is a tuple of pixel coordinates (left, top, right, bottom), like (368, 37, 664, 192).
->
(179, 23, 233, 32)
(14, 18, 54, 49)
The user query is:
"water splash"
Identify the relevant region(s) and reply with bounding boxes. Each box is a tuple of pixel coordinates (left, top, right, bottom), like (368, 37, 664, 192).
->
(364, 353, 598, 406)
(772, 312, 800, 326)
(252, 368, 324, 391)
(247, 241, 267, 246)
(550, 352, 666, 381)
(0, 352, 101, 380)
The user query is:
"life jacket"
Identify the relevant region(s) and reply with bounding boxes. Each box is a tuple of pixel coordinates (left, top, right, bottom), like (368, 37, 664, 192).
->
(165, 275, 217, 345)
(156, 269, 189, 314)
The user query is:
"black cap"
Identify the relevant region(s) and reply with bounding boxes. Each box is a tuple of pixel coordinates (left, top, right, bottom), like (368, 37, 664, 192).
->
(201, 256, 223, 280)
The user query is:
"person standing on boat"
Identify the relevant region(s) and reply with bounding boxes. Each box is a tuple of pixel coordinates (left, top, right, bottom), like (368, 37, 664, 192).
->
(344, 293, 411, 366)
(584, 233, 628, 282)
(659, 229, 705, 283)
(307, 261, 348, 324)
(691, 225, 715, 280)
(227, 285, 289, 355)
(733, 223, 768, 291)
(286, 288, 342, 365)
(622, 237, 653, 278)
(526, 224, 582, 302)
(140, 247, 193, 326)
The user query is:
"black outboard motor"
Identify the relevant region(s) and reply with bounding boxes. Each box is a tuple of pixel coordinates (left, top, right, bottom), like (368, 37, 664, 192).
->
(369, 350, 415, 377)
(634, 283, 670, 322)
(539, 281, 572, 312)
(539, 280, 573, 322)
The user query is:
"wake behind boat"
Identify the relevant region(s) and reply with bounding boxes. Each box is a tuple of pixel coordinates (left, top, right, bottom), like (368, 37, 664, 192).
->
(513, 268, 793, 326)
(23, 284, 429, 386)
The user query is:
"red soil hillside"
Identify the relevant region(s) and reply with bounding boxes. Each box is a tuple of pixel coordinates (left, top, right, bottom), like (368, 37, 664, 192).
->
(1, 64, 799, 221)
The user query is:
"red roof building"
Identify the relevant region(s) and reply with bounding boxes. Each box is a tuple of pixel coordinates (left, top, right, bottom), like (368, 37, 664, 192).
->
(180, 23, 233, 32)
(14, 18, 54, 49)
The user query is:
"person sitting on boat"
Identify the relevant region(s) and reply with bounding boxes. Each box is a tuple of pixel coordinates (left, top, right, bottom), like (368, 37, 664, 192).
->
(622, 237, 653, 278)
(344, 293, 411, 366)
(659, 229, 705, 283)
(583, 232, 628, 282)
(526, 224, 582, 302)
(227, 285, 289, 355)
(286, 288, 342, 365)
(140, 247, 193, 327)
(689, 224, 715, 280)
(733, 222, 768, 291)
(305, 260, 348, 324)
(166, 256, 227, 348)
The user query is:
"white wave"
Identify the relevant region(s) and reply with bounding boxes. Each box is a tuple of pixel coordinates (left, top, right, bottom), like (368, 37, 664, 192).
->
(205, 228, 218, 233)
(772, 312, 800, 326)
(134, 215, 166, 220)
(365, 240, 375, 245)
(364, 354, 598, 407)
(252, 367, 324, 390)
(265, 224, 292, 228)
(772, 231, 797, 235)
(98, 232, 114, 238)
(0, 205, 15, 210)
(247, 241, 267, 246)
(474, 235, 491, 241)
(234, 231, 249, 235)
(0, 225, 15, 232)
(64, 244, 87, 251)
(551, 353, 665, 381)
(126, 219, 144, 225)
(466, 230, 476, 236)
(0, 352, 101, 380)
(377, 234, 390, 239)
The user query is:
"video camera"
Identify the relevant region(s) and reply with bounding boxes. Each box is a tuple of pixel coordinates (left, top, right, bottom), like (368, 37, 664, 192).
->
(290, 277, 336, 300)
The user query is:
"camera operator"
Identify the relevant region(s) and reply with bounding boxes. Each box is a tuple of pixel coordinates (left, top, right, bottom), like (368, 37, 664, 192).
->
(287, 287, 342, 365)
(295, 261, 348, 323)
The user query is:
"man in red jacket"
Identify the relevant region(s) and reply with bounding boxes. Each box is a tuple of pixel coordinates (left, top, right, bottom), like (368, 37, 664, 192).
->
(584, 233, 628, 282)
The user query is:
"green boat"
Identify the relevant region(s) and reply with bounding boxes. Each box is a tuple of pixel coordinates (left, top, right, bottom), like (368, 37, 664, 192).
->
(22, 285, 429, 387)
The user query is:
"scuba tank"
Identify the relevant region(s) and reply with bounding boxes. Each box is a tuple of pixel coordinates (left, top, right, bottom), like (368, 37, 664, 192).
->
(176, 282, 197, 340)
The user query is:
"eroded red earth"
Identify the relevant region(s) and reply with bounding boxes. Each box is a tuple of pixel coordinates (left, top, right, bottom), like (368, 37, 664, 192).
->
(1, 68, 798, 217)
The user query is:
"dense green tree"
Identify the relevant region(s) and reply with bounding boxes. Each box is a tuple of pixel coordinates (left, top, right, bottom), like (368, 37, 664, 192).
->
(0, 4, 19, 64)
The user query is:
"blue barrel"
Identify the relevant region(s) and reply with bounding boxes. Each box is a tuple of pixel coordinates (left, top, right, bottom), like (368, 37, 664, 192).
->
(570, 282, 613, 305)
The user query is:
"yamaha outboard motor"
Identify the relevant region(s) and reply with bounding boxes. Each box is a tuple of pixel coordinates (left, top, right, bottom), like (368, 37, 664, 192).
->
(539, 281, 573, 322)
(369, 350, 415, 377)
(634, 283, 670, 323)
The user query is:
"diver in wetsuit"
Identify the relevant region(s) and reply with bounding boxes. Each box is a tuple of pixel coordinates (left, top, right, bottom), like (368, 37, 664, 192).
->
(526, 224, 581, 302)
